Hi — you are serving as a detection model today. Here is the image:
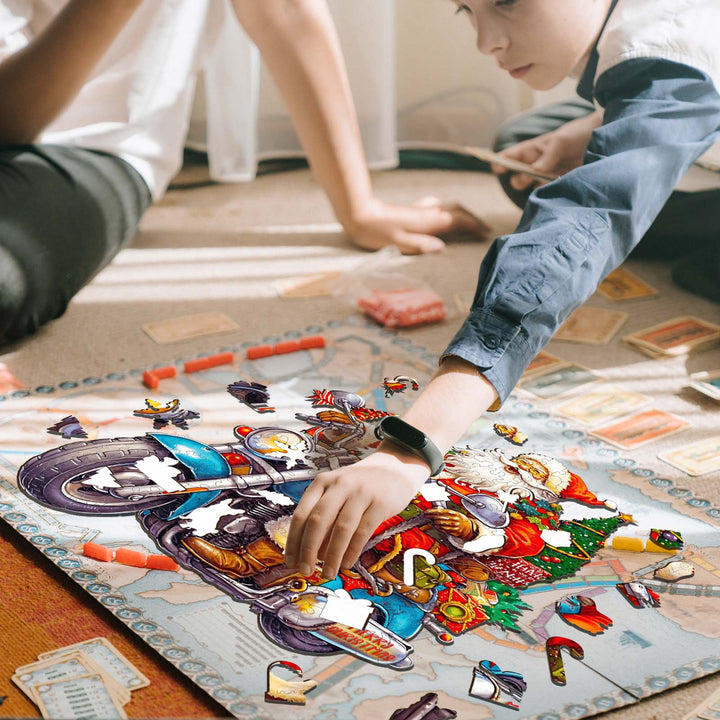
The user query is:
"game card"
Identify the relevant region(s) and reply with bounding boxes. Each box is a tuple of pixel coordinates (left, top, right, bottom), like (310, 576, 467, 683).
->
(689, 369, 720, 401)
(624, 316, 720, 357)
(142, 311, 238, 344)
(590, 409, 689, 449)
(554, 306, 628, 345)
(13, 652, 128, 705)
(522, 351, 564, 378)
(33, 674, 127, 720)
(555, 387, 649, 426)
(519, 364, 601, 399)
(596, 267, 659, 301)
(658, 437, 720, 477)
(39, 637, 150, 692)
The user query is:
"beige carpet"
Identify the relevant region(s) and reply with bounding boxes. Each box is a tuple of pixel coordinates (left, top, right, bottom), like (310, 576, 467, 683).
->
(2, 164, 720, 719)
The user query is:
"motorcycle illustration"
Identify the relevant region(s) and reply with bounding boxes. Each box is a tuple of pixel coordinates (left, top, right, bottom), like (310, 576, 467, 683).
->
(18, 391, 423, 668)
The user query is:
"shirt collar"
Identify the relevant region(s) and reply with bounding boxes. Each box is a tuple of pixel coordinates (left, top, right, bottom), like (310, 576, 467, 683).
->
(576, 0, 620, 101)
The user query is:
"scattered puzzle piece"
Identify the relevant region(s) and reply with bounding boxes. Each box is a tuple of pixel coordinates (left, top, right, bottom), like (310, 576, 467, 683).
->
(265, 661, 316, 706)
(389, 692, 457, 720)
(469, 659, 526, 711)
(545, 636, 584, 686)
(382, 375, 419, 397)
(227, 380, 275, 413)
(46, 416, 88, 440)
(649, 528, 683, 551)
(493, 423, 528, 446)
(132, 398, 199, 430)
(616, 581, 661, 608)
(555, 594, 613, 635)
(654, 560, 694, 582)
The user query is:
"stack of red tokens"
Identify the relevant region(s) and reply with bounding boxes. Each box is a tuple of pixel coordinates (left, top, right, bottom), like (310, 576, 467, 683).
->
(358, 288, 447, 328)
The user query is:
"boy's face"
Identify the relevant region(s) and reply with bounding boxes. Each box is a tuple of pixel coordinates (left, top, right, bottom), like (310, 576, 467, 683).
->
(452, 0, 612, 90)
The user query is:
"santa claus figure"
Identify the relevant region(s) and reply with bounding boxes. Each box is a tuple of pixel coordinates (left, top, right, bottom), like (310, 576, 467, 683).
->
(425, 448, 617, 558)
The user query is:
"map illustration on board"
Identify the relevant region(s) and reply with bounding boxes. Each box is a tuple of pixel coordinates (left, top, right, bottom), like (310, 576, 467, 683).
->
(1, 319, 718, 719)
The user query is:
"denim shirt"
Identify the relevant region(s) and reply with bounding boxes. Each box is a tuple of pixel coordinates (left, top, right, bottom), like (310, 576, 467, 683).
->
(442, 57, 720, 407)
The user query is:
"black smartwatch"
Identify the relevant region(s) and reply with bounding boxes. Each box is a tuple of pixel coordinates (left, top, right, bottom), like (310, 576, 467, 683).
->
(374, 416, 445, 477)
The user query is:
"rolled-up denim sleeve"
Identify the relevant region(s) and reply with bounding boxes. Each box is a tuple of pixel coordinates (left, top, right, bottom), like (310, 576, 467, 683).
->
(443, 58, 720, 408)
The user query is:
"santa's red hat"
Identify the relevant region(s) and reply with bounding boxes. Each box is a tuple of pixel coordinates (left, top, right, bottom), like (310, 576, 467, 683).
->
(561, 472, 616, 509)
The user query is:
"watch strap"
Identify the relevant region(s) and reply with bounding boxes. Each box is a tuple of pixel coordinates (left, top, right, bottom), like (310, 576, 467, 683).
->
(375, 416, 445, 477)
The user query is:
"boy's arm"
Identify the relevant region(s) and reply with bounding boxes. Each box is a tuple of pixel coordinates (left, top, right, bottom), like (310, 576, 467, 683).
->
(285, 58, 720, 578)
(443, 59, 720, 404)
(0, 0, 144, 144)
(230, 0, 488, 254)
(285, 356, 499, 579)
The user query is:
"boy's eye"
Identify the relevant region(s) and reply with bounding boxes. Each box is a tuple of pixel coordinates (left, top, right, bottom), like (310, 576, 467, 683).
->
(495, 0, 517, 6)
(454, 4, 471, 14)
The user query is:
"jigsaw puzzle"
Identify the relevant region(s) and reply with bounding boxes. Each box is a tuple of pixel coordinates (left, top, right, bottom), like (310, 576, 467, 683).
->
(1, 318, 718, 720)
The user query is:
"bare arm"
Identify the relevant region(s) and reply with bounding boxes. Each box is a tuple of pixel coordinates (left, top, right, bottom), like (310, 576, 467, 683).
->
(284, 357, 499, 579)
(232, 0, 489, 253)
(0, 0, 143, 144)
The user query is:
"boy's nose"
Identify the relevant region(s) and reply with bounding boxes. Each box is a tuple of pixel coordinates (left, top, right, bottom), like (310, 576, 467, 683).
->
(474, 24, 508, 56)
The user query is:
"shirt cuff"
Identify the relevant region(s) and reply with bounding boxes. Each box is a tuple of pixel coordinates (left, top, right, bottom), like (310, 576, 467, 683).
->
(440, 306, 535, 409)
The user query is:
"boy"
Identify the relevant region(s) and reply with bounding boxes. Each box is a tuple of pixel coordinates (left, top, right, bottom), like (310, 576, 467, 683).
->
(0, 0, 484, 342)
(285, 0, 720, 580)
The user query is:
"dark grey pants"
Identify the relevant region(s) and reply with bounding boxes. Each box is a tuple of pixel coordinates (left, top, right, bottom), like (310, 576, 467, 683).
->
(0, 145, 151, 343)
(493, 99, 720, 303)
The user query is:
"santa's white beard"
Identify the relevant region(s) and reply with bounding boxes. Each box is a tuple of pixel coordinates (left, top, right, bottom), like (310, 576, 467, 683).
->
(444, 448, 561, 502)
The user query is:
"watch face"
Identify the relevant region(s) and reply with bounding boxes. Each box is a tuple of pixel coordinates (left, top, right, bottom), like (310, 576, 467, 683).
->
(381, 416, 426, 449)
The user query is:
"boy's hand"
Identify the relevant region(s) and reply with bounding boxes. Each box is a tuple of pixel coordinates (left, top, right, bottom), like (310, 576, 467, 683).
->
(284, 447, 430, 580)
(491, 110, 603, 192)
(345, 196, 491, 255)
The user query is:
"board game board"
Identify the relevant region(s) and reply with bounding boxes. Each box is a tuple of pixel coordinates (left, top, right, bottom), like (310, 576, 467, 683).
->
(1, 317, 718, 720)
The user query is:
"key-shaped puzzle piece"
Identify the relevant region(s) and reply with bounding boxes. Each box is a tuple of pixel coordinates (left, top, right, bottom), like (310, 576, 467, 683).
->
(545, 636, 584, 686)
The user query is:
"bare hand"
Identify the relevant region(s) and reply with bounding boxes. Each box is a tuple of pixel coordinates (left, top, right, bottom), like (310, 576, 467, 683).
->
(284, 448, 430, 579)
(490, 111, 602, 193)
(345, 196, 491, 255)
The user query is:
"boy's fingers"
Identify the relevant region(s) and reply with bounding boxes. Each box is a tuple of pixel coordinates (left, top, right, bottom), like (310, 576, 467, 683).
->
(446, 204, 492, 237)
(497, 141, 542, 166)
(394, 230, 446, 255)
(284, 480, 328, 567)
(510, 172, 539, 191)
(340, 505, 391, 571)
(412, 195, 441, 208)
(319, 500, 368, 579)
(295, 490, 348, 576)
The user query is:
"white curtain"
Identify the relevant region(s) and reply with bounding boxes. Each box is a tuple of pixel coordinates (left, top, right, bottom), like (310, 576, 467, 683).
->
(189, 0, 539, 182)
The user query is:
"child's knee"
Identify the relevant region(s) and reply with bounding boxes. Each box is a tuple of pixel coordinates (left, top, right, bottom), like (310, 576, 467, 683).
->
(0, 246, 30, 341)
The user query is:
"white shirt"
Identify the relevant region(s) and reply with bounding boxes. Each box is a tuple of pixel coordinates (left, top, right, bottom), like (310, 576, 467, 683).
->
(596, 0, 720, 190)
(0, 0, 242, 198)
